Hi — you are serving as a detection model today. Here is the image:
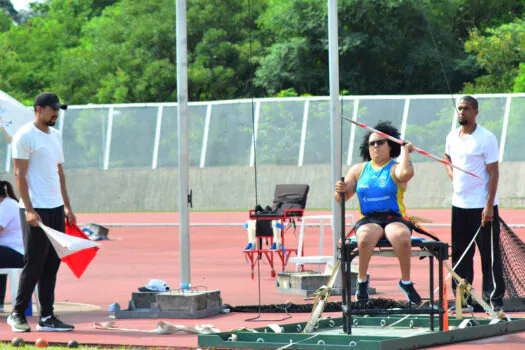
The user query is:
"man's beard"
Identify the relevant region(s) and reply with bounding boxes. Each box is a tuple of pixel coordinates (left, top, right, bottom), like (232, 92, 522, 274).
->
(458, 119, 468, 125)
(46, 119, 56, 126)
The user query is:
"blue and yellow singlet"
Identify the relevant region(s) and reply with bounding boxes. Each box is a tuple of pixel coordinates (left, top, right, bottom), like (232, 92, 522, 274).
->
(355, 160, 406, 217)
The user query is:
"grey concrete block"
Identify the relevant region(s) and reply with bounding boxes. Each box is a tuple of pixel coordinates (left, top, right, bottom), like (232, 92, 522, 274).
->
(115, 290, 223, 319)
(131, 292, 158, 309)
(155, 290, 222, 313)
(276, 271, 376, 296)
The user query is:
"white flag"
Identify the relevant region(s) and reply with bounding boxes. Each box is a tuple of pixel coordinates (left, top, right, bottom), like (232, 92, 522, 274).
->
(38, 222, 101, 259)
(0, 90, 34, 142)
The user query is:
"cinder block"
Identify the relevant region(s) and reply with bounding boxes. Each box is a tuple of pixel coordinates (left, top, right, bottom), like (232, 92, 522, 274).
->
(116, 290, 223, 319)
(131, 292, 158, 309)
(155, 290, 222, 313)
(277, 272, 331, 292)
(276, 272, 375, 296)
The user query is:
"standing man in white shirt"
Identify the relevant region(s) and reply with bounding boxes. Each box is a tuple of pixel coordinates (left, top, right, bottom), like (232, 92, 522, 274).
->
(7, 92, 76, 332)
(444, 95, 505, 312)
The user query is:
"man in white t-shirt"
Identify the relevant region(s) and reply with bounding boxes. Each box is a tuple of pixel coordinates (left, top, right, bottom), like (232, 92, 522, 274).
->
(444, 95, 505, 312)
(7, 92, 76, 333)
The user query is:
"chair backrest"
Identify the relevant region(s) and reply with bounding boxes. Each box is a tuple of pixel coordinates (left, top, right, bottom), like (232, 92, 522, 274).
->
(271, 184, 309, 212)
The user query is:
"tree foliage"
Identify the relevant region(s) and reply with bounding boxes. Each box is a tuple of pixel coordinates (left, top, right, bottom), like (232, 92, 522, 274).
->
(515, 63, 525, 93)
(336, 0, 463, 94)
(0, 10, 11, 32)
(463, 18, 525, 93)
(0, 0, 524, 104)
(0, 0, 16, 17)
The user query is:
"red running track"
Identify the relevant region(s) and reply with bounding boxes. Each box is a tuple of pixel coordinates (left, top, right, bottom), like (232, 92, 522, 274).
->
(0, 209, 524, 349)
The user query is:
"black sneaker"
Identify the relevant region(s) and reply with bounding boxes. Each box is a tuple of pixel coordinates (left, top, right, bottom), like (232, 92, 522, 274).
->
(7, 312, 31, 332)
(355, 280, 369, 302)
(398, 280, 422, 305)
(36, 315, 74, 332)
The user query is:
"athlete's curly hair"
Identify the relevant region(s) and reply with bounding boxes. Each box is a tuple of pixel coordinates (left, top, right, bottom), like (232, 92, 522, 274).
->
(359, 121, 401, 161)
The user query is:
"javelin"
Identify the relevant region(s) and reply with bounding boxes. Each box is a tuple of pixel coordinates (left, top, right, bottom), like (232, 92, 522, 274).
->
(339, 115, 481, 179)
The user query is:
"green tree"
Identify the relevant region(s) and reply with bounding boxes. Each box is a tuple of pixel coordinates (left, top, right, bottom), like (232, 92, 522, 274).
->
(255, 0, 327, 95)
(1, 0, 524, 104)
(0, 0, 117, 103)
(462, 19, 525, 93)
(448, 0, 524, 37)
(514, 63, 525, 93)
(0, 10, 11, 32)
(0, 0, 16, 17)
(255, 0, 474, 96)
(187, 0, 268, 100)
(55, 0, 178, 103)
(52, 0, 267, 103)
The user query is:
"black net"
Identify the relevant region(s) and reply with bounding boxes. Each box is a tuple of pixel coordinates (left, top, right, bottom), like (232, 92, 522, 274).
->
(499, 217, 525, 311)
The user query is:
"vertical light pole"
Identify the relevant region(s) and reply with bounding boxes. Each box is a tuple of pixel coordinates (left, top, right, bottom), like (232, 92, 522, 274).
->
(176, 0, 190, 287)
(328, 0, 342, 266)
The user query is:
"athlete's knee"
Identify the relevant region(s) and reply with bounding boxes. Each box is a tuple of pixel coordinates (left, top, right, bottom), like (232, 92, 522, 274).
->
(357, 232, 381, 250)
(386, 226, 410, 245)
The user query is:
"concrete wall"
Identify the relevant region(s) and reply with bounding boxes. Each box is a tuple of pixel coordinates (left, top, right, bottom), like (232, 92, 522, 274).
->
(1, 162, 523, 212)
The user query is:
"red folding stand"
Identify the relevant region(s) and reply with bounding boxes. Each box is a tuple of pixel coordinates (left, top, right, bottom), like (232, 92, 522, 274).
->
(243, 209, 302, 279)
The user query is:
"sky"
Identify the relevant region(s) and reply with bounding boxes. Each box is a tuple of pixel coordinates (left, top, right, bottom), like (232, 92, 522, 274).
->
(11, 0, 42, 11)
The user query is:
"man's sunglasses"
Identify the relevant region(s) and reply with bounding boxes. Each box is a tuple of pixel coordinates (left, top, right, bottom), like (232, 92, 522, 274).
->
(369, 139, 387, 147)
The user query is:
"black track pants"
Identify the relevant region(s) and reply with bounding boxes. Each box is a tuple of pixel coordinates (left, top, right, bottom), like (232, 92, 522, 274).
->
(451, 205, 505, 305)
(14, 206, 64, 317)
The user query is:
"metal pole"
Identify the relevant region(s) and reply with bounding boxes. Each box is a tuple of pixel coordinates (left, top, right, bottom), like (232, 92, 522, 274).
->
(103, 107, 114, 170)
(328, 0, 342, 266)
(339, 177, 350, 334)
(176, 0, 190, 287)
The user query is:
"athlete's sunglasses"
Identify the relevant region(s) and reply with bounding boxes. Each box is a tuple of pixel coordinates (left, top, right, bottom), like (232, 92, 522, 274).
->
(369, 139, 387, 147)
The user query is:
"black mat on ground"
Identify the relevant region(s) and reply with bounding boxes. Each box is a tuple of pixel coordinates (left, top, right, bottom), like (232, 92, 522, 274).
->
(225, 297, 525, 313)
(225, 299, 415, 313)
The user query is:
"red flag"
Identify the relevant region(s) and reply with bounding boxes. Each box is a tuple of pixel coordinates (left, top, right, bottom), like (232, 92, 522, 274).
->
(62, 222, 100, 278)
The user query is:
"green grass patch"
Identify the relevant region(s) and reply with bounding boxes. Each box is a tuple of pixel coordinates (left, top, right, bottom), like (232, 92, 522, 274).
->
(2, 343, 136, 350)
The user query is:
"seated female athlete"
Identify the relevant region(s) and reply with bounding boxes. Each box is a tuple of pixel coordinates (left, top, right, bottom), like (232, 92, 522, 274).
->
(334, 121, 421, 305)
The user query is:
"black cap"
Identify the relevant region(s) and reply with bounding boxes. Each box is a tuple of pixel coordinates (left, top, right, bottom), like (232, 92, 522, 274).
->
(34, 92, 68, 110)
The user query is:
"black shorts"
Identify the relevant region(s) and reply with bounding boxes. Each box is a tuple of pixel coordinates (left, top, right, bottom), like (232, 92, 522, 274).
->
(353, 212, 412, 234)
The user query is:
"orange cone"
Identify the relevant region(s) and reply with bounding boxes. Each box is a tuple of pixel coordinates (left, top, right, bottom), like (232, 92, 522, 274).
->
(442, 271, 449, 331)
